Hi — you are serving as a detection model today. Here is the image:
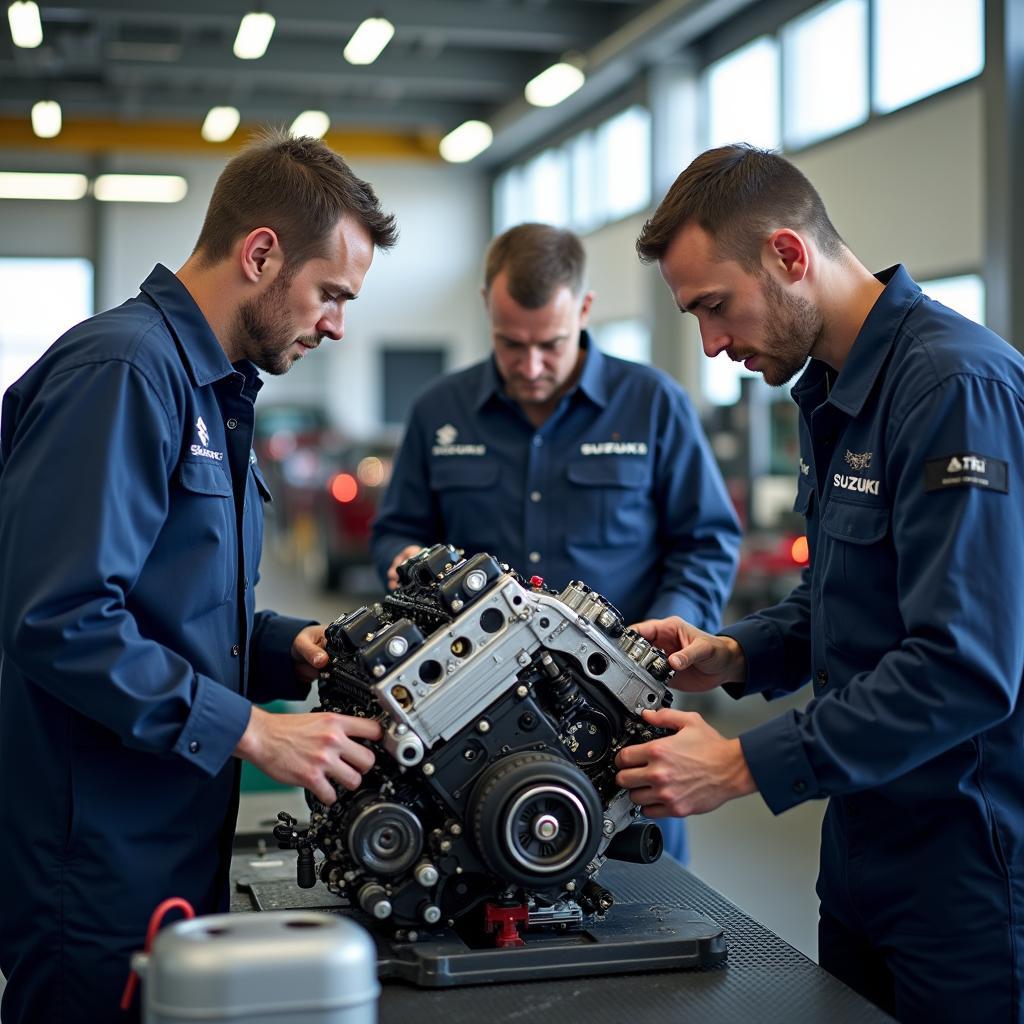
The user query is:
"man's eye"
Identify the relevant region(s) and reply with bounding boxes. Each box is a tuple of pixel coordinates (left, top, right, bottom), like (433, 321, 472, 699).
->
(323, 291, 339, 304)
(707, 302, 723, 316)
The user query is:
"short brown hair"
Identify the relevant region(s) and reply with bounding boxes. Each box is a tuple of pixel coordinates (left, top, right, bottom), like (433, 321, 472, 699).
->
(636, 144, 843, 269)
(484, 223, 585, 309)
(193, 128, 398, 269)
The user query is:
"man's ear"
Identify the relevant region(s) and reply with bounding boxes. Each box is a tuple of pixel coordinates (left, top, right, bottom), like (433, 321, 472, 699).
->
(765, 229, 810, 284)
(578, 290, 595, 327)
(239, 227, 283, 285)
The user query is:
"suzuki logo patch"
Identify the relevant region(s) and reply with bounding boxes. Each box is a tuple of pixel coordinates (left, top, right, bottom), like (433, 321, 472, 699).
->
(196, 416, 209, 447)
(435, 423, 458, 447)
(844, 450, 872, 471)
(190, 415, 223, 461)
(432, 422, 485, 457)
(926, 452, 1007, 493)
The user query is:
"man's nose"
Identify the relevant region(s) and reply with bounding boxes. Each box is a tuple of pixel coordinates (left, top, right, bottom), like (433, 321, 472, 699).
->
(702, 329, 731, 359)
(523, 347, 544, 377)
(318, 308, 344, 341)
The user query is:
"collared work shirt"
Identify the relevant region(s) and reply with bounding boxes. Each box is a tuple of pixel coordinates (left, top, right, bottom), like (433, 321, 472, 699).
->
(0, 264, 310, 1022)
(372, 334, 740, 629)
(723, 266, 1024, 1015)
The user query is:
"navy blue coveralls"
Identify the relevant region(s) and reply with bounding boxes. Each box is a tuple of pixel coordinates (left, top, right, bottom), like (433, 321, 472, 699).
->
(372, 334, 742, 861)
(0, 265, 312, 1024)
(723, 267, 1024, 1022)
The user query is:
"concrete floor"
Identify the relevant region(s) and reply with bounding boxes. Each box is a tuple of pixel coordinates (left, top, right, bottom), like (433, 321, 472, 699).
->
(254, 550, 827, 960)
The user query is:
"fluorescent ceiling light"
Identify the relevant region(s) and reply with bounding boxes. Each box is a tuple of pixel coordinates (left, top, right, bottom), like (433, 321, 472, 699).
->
(233, 11, 275, 60)
(0, 172, 87, 200)
(439, 120, 493, 163)
(31, 100, 61, 139)
(289, 110, 330, 138)
(201, 106, 241, 143)
(343, 17, 395, 65)
(8, 1, 42, 48)
(93, 174, 188, 203)
(525, 62, 585, 107)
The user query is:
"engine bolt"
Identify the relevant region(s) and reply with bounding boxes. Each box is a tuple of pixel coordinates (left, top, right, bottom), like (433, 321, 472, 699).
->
(421, 903, 442, 925)
(450, 823, 463, 836)
(422, 763, 435, 776)
(415, 862, 439, 887)
(439, 839, 453, 853)
(602, 818, 615, 836)
(372, 665, 385, 678)
(396, 724, 408, 735)
(516, 685, 528, 697)
(477, 719, 491, 733)
(464, 569, 487, 592)
(387, 636, 409, 658)
(451, 598, 464, 612)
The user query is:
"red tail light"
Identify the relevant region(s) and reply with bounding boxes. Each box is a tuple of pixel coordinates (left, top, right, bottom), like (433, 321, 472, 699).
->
(790, 535, 809, 564)
(329, 472, 358, 504)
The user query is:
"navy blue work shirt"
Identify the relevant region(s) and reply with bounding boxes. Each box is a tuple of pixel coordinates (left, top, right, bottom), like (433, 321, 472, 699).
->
(372, 333, 740, 629)
(0, 264, 312, 1023)
(723, 267, 1024, 1019)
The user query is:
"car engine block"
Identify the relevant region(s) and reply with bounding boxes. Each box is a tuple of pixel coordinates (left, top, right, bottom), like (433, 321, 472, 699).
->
(275, 544, 674, 946)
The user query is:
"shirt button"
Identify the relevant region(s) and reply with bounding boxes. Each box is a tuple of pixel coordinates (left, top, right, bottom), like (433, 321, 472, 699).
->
(529, 552, 541, 564)
(226, 418, 238, 430)
(532, 436, 543, 448)
(231, 644, 240, 657)
(530, 491, 542, 503)
(188, 740, 200, 754)
(792, 779, 807, 794)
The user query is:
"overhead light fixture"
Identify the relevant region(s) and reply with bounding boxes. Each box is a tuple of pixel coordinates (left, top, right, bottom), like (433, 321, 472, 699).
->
(201, 106, 241, 143)
(439, 120, 493, 163)
(525, 61, 585, 107)
(30, 100, 61, 139)
(93, 174, 188, 203)
(289, 110, 330, 138)
(233, 11, 275, 60)
(8, 1, 42, 48)
(0, 172, 87, 200)
(343, 17, 394, 65)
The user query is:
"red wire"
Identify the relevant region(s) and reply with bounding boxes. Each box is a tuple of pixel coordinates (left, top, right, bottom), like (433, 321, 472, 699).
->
(119, 897, 196, 1011)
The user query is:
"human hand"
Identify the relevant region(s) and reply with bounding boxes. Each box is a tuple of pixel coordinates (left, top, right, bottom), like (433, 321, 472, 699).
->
(234, 706, 383, 805)
(630, 617, 747, 692)
(291, 623, 328, 687)
(614, 708, 756, 816)
(387, 544, 424, 590)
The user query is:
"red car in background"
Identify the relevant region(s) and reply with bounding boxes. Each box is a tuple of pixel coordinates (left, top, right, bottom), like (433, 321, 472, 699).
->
(277, 435, 399, 591)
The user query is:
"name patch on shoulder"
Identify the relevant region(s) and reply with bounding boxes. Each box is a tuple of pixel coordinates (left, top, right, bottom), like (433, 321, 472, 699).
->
(925, 453, 1007, 493)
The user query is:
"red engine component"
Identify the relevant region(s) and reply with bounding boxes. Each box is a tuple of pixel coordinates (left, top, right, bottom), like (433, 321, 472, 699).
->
(483, 901, 529, 948)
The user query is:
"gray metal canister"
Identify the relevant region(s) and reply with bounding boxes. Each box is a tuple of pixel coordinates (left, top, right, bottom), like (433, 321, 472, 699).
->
(135, 911, 379, 1023)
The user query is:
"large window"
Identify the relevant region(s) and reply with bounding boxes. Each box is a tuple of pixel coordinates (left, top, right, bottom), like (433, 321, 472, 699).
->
(0, 258, 93, 395)
(591, 319, 651, 364)
(919, 273, 985, 326)
(783, 0, 869, 149)
(873, 0, 984, 114)
(492, 105, 651, 236)
(704, 36, 780, 149)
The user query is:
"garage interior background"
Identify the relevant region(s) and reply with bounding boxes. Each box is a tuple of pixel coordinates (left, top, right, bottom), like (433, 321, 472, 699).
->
(0, 0, 1022, 975)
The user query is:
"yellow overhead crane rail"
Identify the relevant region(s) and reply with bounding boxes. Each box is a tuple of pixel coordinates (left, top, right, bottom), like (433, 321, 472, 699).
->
(0, 116, 442, 160)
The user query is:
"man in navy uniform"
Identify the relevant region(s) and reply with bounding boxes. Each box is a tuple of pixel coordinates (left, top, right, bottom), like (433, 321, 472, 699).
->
(616, 144, 1024, 1023)
(0, 131, 397, 1024)
(372, 222, 741, 863)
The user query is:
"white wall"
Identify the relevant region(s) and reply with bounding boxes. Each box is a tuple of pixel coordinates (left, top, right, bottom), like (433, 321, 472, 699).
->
(0, 148, 489, 439)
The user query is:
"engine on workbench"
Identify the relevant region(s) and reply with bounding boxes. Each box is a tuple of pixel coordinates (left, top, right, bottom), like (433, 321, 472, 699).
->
(275, 544, 673, 946)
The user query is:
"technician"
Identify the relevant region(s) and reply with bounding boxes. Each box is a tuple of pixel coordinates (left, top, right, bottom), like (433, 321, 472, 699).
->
(616, 144, 1024, 1023)
(0, 131, 396, 1024)
(372, 222, 741, 862)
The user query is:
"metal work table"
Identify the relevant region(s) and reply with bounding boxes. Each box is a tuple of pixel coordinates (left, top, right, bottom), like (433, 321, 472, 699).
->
(231, 840, 894, 1024)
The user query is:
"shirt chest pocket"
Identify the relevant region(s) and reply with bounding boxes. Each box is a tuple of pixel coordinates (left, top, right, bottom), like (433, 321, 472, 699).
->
(565, 458, 652, 547)
(429, 459, 502, 542)
(819, 498, 895, 653)
(177, 461, 235, 607)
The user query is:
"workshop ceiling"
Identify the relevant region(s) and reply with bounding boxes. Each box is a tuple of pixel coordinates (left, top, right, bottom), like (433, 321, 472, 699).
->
(0, 0, 755, 162)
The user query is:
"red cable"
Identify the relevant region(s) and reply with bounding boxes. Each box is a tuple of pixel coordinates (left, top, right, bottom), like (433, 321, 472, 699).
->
(119, 897, 196, 1011)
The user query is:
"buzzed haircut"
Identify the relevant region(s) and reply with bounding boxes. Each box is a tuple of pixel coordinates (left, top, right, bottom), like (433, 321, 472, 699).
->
(193, 127, 398, 271)
(636, 144, 844, 269)
(485, 223, 585, 309)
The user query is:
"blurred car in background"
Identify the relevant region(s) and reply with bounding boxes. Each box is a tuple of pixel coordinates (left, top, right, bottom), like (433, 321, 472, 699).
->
(726, 527, 809, 622)
(276, 435, 399, 591)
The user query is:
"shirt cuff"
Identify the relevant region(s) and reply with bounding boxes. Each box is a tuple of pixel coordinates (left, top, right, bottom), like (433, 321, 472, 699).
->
(740, 710, 821, 815)
(172, 673, 252, 777)
(249, 613, 318, 704)
(719, 617, 786, 697)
